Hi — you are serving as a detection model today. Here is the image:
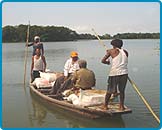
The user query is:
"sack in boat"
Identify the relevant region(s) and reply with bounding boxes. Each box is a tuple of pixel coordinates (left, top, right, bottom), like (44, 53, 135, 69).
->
(39, 72, 57, 82)
(39, 71, 63, 82)
(32, 78, 53, 88)
(78, 89, 105, 107)
(67, 94, 80, 105)
(66, 89, 106, 107)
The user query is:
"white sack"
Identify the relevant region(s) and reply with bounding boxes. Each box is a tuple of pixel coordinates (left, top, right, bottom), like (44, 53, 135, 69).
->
(39, 72, 57, 82)
(32, 78, 53, 88)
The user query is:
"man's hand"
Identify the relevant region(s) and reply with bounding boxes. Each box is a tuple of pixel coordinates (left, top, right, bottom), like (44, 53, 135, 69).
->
(30, 72, 33, 83)
(64, 76, 68, 81)
(107, 59, 110, 65)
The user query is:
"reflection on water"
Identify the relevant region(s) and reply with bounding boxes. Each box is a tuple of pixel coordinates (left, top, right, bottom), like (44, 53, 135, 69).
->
(30, 92, 125, 128)
(31, 98, 47, 126)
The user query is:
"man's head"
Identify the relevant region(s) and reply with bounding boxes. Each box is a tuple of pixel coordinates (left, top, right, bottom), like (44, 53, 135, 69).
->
(111, 39, 123, 49)
(34, 36, 40, 43)
(35, 48, 41, 56)
(78, 60, 87, 68)
(70, 51, 78, 62)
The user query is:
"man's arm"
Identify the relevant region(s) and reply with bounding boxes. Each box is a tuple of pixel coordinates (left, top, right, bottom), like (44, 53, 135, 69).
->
(63, 59, 70, 80)
(101, 50, 111, 65)
(31, 57, 34, 80)
(41, 43, 44, 55)
(92, 71, 96, 87)
(42, 56, 46, 72)
(124, 49, 128, 57)
(27, 42, 34, 47)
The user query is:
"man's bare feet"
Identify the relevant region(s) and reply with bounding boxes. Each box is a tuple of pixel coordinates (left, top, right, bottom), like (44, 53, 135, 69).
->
(119, 105, 125, 111)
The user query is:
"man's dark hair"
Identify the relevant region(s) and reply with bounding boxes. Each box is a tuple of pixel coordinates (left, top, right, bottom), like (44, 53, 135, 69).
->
(78, 60, 87, 68)
(111, 39, 123, 48)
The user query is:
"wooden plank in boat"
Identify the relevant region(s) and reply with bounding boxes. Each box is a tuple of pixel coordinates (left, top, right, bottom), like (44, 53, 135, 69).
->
(87, 103, 132, 115)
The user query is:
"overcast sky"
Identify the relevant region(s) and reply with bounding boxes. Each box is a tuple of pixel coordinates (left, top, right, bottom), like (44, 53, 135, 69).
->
(2, 2, 160, 35)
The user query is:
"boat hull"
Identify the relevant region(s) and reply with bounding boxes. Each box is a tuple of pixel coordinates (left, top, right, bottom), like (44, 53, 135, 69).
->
(30, 85, 132, 119)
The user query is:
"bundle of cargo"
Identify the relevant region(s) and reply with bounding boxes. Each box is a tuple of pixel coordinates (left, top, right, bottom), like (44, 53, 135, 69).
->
(31, 71, 63, 88)
(65, 89, 109, 107)
(32, 78, 53, 88)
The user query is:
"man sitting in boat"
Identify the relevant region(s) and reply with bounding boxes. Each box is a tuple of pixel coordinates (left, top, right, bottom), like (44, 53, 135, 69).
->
(49, 51, 80, 95)
(71, 60, 96, 90)
(31, 48, 46, 83)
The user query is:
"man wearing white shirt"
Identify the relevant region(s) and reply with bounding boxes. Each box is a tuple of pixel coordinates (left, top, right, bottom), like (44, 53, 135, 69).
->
(50, 51, 80, 95)
(101, 39, 128, 110)
(63, 51, 80, 80)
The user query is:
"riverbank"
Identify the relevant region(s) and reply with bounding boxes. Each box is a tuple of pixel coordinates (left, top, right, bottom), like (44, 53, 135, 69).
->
(2, 25, 160, 43)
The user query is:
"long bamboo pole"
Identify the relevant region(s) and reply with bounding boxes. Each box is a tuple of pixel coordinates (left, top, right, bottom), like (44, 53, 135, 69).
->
(127, 77, 160, 123)
(92, 28, 160, 124)
(23, 21, 30, 86)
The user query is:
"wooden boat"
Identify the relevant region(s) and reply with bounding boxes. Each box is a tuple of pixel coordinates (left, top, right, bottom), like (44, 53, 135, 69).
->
(30, 85, 132, 119)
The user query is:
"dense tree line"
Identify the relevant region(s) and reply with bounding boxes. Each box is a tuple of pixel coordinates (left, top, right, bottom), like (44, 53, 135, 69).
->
(2, 25, 96, 43)
(2, 25, 160, 43)
(113, 33, 160, 39)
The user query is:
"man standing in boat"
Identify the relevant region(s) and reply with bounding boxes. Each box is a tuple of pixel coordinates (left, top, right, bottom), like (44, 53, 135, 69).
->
(50, 51, 80, 95)
(101, 39, 128, 110)
(31, 48, 46, 82)
(27, 36, 44, 56)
